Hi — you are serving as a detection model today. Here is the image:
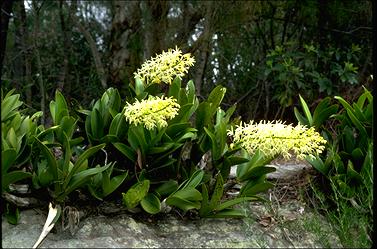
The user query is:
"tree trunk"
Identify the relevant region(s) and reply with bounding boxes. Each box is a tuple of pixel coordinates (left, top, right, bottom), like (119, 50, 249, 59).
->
(193, 2, 214, 96)
(108, 0, 142, 90)
(12, 1, 32, 105)
(71, 5, 107, 90)
(31, 0, 46, 125)
(58, 0, 76, 94)
(0, 0, 13, 80)
(143, 0, 169, 60)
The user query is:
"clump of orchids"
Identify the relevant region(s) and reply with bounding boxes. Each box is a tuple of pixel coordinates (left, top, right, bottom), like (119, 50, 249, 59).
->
(123, 46, 326, 160)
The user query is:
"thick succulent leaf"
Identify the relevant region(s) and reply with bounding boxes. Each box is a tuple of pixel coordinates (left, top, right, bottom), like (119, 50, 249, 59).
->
(165, 196, 200, 212)
(155, 180, 178, 197)
(168, 77, 181, 100)
(294, 107, 309, 126)
(122, 180, 150, 209)
(91, 108, 104, 139)
(2, 171, 32, 191)
(134, 77, 145, 97)
(1, 92, 23, 122)
(63, 143, 106, 189)
(239, 180, 274, 197)
(140, 193, 161, 214)
(205, 208, 246, 218)
(239, 166, 276, 182)
(208, 173, 224, 210)
(103, 170, 129, 197)
(33, 137, 58, 180)
(298, 94, 313, 126)
(180, 169, 204, 190)
(335, 96, 368, 138)
(207, 85, 226, 115)
(113, 142, 136, 162)
(186, 80, 196, 103)
(199, 184, 211, 216)
(1, 148, 17, 175)
(59, 164, 110, 201)
(216, 197, 259, 211)
(306, 156, 329, 176)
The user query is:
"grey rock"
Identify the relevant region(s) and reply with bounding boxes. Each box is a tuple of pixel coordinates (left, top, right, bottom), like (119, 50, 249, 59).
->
(2, 200, 342, 248)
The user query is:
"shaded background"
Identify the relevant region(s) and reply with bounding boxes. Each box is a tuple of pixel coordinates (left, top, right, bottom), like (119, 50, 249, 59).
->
(0, 0, 373, 124)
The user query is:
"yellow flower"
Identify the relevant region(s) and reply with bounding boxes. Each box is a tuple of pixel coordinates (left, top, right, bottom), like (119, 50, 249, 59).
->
(228, 120, 326, 160)
(124, 96, 180, 130)
(134, 46, 195, 85)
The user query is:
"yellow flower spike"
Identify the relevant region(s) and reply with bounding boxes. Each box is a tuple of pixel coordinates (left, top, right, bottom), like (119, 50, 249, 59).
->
(228, 120, 327, 160)
(134, 47, 195, 85)
(124, 96, 180, 130)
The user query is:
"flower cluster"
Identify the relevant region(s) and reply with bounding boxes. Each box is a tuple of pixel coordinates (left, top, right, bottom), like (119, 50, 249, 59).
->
(228, 120, 326, 160)
(124, 96, 180, 130)
(134, 47, 195, 85)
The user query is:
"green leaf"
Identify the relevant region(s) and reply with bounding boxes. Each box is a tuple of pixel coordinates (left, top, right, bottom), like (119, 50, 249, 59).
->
(181, 169, 204, 190)
(195, 102, 212, 132)
(103, 170, 129, 197)
(298, 95, 313, 126)
(2, 149, 17, 175)
(306, 156, 329, 175)
(54, 90, 69, 125)
(208, 173, 224, 210)
(165, 196, 201, 212)
(204, 127, 220, 160)
(199, 184, 211, 216)
(63, 143, 106, 189)
(5, 204, 20, 225)
(2, 171, 32, 191)
(155, 180, 178, 197)
(171, 188, 202, 201)
(1, 92, 22, 122)
(33, 137, 58, 180)
(168, 77, 181, 100)
(148, 143, 175, 154)
(227, 156, 249, 166)
(165, 122, 190, 138)
(58, 116, 77, 141)
(6, 128, 18, 150)
(135, 77, 145, 97)
(236, 150, 272, 181)
(239, 180, 274, 197)
(240, 166, 276, 182)
(216, 197, 259, 211)
(335, 96, 368, 138)
(140, 193, 161, 214)
(91, 108, 104, 139)
(128, 125, 148, 156)
(294, 107, 309, 126)
(207, 85, 226, 115)
(113, 142, 136, 162)
(122, 180, 150, 209)
(346, 160, 363, 183)
(205, 208, 247, 218)
(109, 112, 128, 139)
(186, 80, 196, 103)
(59, 164, 110, 201)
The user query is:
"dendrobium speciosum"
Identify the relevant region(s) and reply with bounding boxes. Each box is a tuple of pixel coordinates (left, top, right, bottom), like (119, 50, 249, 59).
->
(124, 96, 180, 130)
(134, 46, 195, 85)
(228, 120, 326, 160)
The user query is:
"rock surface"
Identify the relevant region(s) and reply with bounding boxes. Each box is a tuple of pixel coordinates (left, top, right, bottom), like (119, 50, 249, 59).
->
(2, 200, 341, 248)
(2, 160, 342, 248)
